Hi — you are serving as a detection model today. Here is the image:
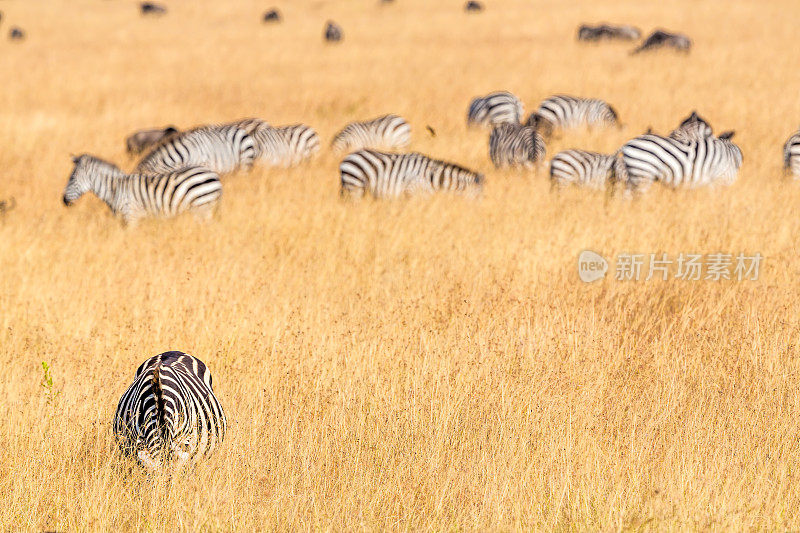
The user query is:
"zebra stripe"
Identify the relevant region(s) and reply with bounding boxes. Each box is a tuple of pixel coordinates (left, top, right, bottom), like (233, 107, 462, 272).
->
(251, 123, 320, 167)
(534, 95, 618, 131)
(114, 351, 226, 470)
(783, 129, 800, 179)
(62, 155, 221, 224)
(669, 111, 713, 143)
(467, 91, 524, 128)
(618, 133, 743, 193)
(331, 114, 411, 153)
(135, 124, 256, 175)
(550, 149, 616, 189)
(340, 150, 484, 198)
(489, 123, 545, 169)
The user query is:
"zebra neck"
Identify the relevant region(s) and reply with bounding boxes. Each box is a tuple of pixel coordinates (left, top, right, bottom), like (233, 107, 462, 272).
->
(92, 167, 128, 212)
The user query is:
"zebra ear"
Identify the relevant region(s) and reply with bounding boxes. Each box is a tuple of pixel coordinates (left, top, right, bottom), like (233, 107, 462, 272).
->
(718, 131, 735, 140)
(70, 154, 79, 164)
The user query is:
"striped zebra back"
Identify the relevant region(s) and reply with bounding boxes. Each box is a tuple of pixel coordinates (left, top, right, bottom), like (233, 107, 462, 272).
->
(620, 134, 743, 193)
(251, 124, 320, 167)
(467, 91, 524, 128)
(331, 114, 411, 152)
(114, 351, 227, 470)
(339, 149, 483, 198)
(783, 130, 800, 178)
(536, 95, 618, 130)
(550, 149, 616, 189)
(489, 123, 545, 169)
(135, 124, 256, 175)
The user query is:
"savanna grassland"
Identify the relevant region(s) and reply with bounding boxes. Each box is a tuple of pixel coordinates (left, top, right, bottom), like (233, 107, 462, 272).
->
(1, 0, 800, 530)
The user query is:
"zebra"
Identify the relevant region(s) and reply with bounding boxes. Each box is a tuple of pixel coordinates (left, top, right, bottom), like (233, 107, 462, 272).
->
(550, 150, 617, 190)
(340, 150, 484, 199)
(331, 114, 411, 153)
(114, 351, 226, 470)
(669, 111, 713, 142)
(633, 30, 691, 54)
(125, 126, 179, 156)
(251, 123, 320, 167)
(532, 95, 619, 132)
(784, 129, 800, 179)
(467, 91, 524, 128)
(616, 132, 742, 193)
(489, 123, 545, 169)
(577, 24, 641, 42)
(63, 154, 222, 224)
(135, 124, 256, 176)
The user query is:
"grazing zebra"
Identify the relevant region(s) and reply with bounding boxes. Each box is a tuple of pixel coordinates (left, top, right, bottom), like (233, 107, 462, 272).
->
(467, 91, 524, 128)
(533, 95, 619, 132)
(784, 129, 800, 179)
(550, 150, 617, 189)
(577, 24, 641, 42)
(340, 150, 484, 199)
(669, 111, 713, 142)
(489, 123, 545, 169)
(125, 126, 179, 156)
(325, 21, 343, 42)
(114, 351, 226, 470)
(135, 124, 256, 176)
(251, 123, 320, 167)
(616, 133, 742, 193)
(633, 30, 691, 53)
(331, 114, 411, 153)
(63, 154, 222, 224)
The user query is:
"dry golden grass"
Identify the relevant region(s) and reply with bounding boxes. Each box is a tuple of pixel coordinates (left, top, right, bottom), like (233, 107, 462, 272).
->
(1, 0, 800, 529)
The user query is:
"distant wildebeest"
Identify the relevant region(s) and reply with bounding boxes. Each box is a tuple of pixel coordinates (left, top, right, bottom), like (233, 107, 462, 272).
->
(577, 24, 641, 42)
(9, 27, 25, 41)
(0, 197, 16, 221)
(632, 30, 691, 54)
(125, 126, 179, 156)
(262, 9, 281, 23)
(140, 2, 167, 16)
(464, 1, 484, 12)
(325, 21, 343, 42)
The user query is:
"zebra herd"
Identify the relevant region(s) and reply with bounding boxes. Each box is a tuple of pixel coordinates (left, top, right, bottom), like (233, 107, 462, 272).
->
(467, 90, 750, 194)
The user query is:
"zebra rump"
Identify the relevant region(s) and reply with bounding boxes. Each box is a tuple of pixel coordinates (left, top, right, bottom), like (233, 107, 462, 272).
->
(114, 351, 227, 470)
(534, 95, 619, 131)
(783, 129, 800, 179)
(340, 149, 484, 199)
(251, 123, 320, 167)
(467, 91, 524, 128)
(550, 149, 616, 189)
(135, 124, 256, 176)
(331, 114, 411, 153)
(618, 133, 742, 193)
(489, 123, 545, 169)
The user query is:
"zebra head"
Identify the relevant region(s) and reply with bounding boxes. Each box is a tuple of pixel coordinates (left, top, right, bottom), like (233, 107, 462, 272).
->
(63, 154, 112, 206)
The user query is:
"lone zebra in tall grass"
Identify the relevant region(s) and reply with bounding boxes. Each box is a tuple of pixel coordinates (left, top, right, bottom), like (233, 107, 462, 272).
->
(669, 111, 713, 143)
(63, 155, 221, 224)
(135, 124, 256, 176)
(783, 129, 800, 179)
(529, 95, 619, 134)
(340, 150, 484, 198)
(550, 150, 617, 190)
(251, 123, 320, 167)
(467, 91, 524, 128)
(114, 351, 226, 470)
(331, 114, 411, 153)
(616, 132, 742, 193)
(489, 123, 545, 169)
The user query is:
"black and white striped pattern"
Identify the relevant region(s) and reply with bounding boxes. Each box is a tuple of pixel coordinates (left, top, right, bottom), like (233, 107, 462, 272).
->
(251, 123, 320, 167)
(114, 351, 226, 470)
(62, 155, 221, 224)
(617, 133, 743, 193)
(467, 91, 524, 128)
(489, 123, 545, 169)
(534, 95, 619, 131)
(783, 129, 800, 179)
(331, 114, 411, 153)
(135, 124, 256, 175)
(550, 149, 616, 189)
(669, 111, 713, 143)
(340, 150, 484, 198)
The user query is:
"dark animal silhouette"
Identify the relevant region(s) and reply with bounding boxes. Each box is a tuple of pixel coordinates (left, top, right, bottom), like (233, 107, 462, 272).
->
(0, 197, 16, 220)
(325, 21, 343, 42)
(633, 30, 692, 53)
(125, 126, 180, 156)
(577, 24, 641, 42)
(464, 1, 483, 12)
(140, 2, 167, 16)
(426, 125, 436, 137)
(262, 9, 281, 23)
(9, 27, 25, 41)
